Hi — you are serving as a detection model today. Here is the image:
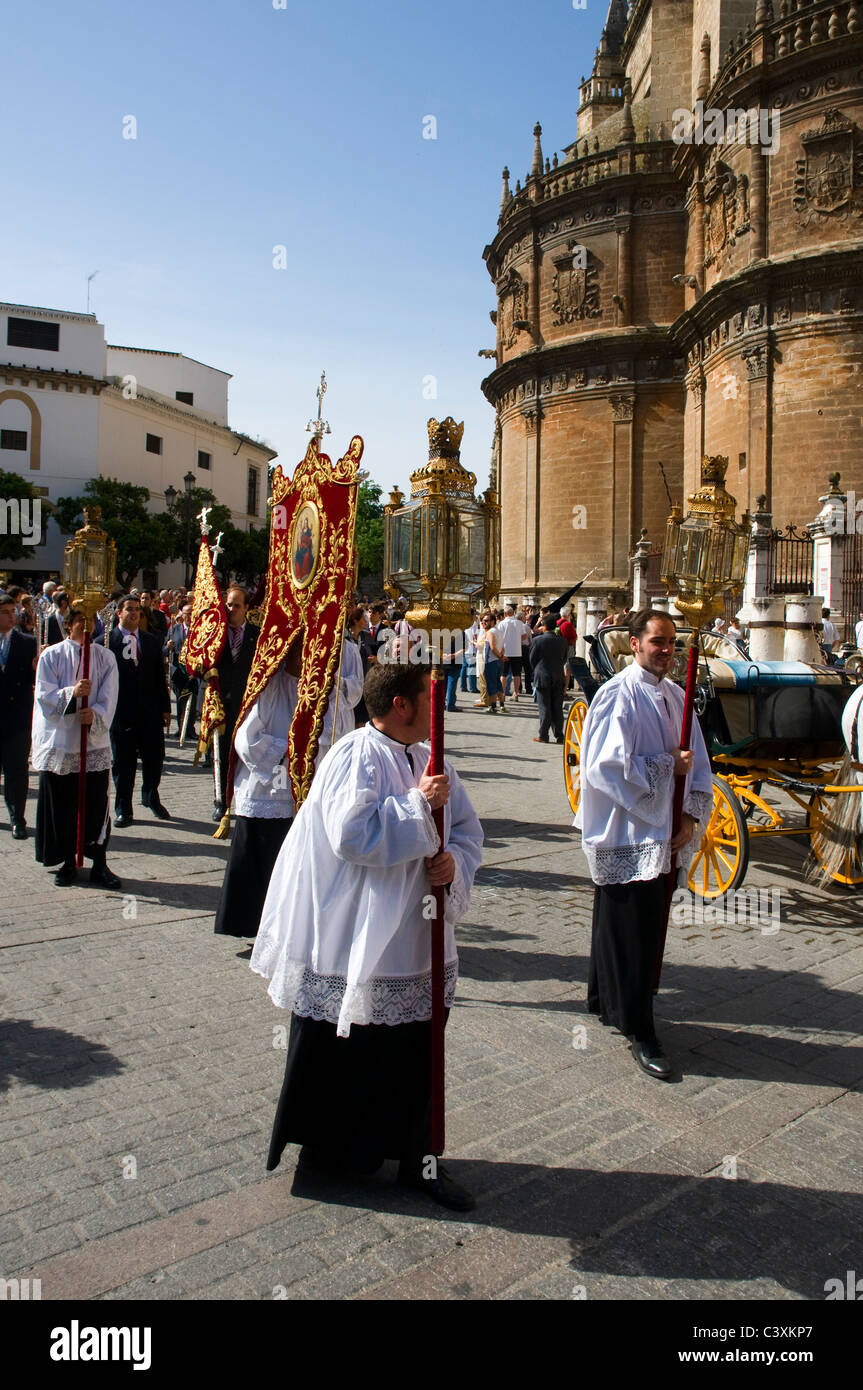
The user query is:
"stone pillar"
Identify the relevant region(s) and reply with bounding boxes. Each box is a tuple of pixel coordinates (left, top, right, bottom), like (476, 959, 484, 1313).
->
(743, 335, 770, 514)
(809, 473, 848, 635)
(747, 595, 785, 660)
(784, 594, 824, 664)
(576, 596, 588, 659)
(749, 145, 767, 263)
(630, 528, 651, 610)
(610, 394, 635, 582)
(743, 495, 773, 605)
(521, 398, 542, 589)
(615, 214, 633, 326)
(586, 595, 607, 639)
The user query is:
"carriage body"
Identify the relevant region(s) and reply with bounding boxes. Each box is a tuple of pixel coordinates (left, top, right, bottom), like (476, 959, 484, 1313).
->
(563, 626, 863, 897)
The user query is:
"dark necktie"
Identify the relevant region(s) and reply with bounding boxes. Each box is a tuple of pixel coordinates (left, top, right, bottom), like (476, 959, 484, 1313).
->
(405, 748, 415, 775)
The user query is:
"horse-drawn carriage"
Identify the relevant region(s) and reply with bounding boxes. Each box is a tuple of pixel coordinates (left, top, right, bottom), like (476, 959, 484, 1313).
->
(563, 625, 863, 897)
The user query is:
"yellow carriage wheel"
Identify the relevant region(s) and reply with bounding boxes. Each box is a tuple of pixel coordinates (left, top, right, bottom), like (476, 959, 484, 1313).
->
(563, 696, 589, 817)
(807, 793, 863, 887)
(688, 775, 750, 900)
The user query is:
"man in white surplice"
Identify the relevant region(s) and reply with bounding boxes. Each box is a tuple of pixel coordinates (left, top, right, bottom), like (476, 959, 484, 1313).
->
(252, 660, 483, 1211)
(576, 609, 712, 1080)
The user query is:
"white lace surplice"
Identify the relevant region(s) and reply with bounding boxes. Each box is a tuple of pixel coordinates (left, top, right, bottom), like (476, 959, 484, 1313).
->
(250, 723, 484, 1036)
(31, 638, 118, 775)
(575, 661, 713, 885)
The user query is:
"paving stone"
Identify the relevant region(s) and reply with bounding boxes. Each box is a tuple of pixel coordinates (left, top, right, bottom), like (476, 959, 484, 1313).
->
(3, 710, 862, 1299)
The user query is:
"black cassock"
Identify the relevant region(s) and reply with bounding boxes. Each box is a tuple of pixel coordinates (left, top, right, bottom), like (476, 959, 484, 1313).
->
(214, 815, 293, 938)
(587, 876, 666, 1043)
(267, 1012, 444, 1174)
(36, 769, 111, 867)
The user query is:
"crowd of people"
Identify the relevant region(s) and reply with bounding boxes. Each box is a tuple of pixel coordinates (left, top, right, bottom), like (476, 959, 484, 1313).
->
(0, 575, 844, 1212)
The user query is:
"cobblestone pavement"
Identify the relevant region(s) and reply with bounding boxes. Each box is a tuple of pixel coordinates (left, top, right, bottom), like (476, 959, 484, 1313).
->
(1, 693, 862, 1301)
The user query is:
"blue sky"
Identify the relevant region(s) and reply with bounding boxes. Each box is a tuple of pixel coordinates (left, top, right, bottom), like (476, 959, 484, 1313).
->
(2, 0, 607, 499)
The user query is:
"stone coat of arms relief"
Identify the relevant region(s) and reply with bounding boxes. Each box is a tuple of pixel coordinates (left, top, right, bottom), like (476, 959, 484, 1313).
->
(794, 108, 863, 226)
(551, 243, 601, 325)
(703, 158, 750, 269)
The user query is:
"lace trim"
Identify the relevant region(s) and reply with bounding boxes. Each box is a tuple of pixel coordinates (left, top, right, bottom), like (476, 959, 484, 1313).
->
(683, 788, 713, 824)
(33, 746, 113, 776)
(640, 754, 674, 818)
(585, 838, 669, 886)
(232, 797, 295, 820)
(257, 956, 458, 1037)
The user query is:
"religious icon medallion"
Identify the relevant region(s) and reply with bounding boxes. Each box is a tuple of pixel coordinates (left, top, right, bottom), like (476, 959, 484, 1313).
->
(291, 501, 320, 590)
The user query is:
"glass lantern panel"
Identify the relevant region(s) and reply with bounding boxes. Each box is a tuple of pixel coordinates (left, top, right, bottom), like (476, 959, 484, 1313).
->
(411, 509, 423, 573)
(732, 531, 750, 586)
(661, 519, 679, 581)
(391, 512, 412, 573)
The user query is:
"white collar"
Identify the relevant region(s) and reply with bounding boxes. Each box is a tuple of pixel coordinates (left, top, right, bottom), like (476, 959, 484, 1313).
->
(626, 661, 663, 688)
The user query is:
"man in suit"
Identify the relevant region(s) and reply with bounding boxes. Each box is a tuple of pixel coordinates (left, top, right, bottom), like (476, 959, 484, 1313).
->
(0, 593, 37, 838)
(528, 616, 568, 745)
(45, 590, 70, 646)
(108, 595, 172, 825)
(169, 602, 198, 739)
(213, 586, 259, 822)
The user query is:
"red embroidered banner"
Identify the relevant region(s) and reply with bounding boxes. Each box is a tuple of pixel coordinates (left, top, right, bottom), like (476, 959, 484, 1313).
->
(228, 434, 363, 809)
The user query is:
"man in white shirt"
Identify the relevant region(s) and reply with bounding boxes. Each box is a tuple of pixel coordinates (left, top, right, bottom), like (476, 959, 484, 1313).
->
(577, 609, 712, 1080)
(252, 660, 483, 1210)
(497, 605, 530, 702)
(820, 608, 838, 661)
(33, 606, 121, 889)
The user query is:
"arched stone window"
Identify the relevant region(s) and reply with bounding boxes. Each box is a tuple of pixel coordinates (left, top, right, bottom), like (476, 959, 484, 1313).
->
(0, 390, 42, 470)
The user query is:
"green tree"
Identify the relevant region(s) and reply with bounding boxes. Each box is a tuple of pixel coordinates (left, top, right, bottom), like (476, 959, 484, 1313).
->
(215, 523, 269, 588)
(162, 486, 232, 582)
(355, 479, 385, 578)
(54, 477, 174, 589)
(0, 469, 41, 562)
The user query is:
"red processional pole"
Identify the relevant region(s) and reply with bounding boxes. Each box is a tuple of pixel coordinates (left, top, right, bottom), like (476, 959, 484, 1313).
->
(655, 642, 699, 989)
(75, 630, 92, 869)
(428, 666, 447, 1156)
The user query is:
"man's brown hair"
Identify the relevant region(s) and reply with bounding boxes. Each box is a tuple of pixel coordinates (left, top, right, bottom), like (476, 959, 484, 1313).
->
(364, 662, 430, 720)
(628, 607, 677, 641)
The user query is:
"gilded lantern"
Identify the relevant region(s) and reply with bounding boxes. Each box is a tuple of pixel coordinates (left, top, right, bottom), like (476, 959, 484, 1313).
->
(63, 506, 117, 622)
(660, 455, 750, 629)
(383, 417, 500, 634)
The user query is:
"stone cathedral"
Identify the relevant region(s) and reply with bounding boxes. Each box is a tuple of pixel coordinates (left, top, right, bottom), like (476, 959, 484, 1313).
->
(481, 0, 863, 607)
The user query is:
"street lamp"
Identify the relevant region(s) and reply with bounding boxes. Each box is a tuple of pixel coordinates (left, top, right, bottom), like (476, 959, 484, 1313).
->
(164, 473, 197, 587)
(660, 454, 750, 631)
(383, 416, 499, 636)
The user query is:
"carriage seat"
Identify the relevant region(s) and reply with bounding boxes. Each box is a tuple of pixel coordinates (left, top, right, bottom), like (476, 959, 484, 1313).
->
(600, 629, 635, 673)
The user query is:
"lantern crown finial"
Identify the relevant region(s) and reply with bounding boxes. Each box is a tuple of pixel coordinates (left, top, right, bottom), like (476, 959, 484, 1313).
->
(427, 417, 465, 459)
(701, 454, 729, 484)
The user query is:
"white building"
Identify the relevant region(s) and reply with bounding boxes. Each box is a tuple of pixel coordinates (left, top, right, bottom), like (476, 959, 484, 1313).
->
(0, 300, 277, 585)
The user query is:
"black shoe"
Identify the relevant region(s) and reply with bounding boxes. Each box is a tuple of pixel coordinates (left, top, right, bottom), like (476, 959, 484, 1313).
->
(89, 865, 122, 891)
(145, 798, 171, 820)
(54, 864, 77, 887)
(555, 737, 565, 744)
(632, 1038, 673, 1081)
(114, 812, 133, 828)
(12, 823, 27, 840)
(397, 1161, 476, 1212)
(212, 806, 226, 823)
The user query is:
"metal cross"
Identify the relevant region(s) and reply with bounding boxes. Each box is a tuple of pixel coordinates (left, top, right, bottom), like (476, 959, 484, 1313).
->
(307, 371, 331, 440)
(197, 505, 213, 534)
(210, 531, 224, 566)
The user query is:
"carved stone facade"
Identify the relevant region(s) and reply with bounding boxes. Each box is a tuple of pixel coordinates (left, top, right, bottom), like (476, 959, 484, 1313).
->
(481, 0, 863, 604)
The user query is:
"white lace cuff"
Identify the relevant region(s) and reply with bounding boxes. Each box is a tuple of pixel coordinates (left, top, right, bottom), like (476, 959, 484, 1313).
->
(407, 786, 441, 855)
(635, 754, 675, 825)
